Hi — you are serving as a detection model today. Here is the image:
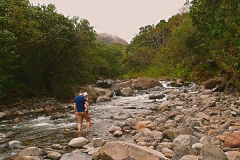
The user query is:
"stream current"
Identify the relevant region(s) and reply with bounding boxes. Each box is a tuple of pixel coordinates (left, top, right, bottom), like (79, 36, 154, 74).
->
(0, 81, 196, 159)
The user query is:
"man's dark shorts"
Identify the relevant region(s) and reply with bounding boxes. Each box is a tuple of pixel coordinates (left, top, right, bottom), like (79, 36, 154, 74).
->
(77, 111, 90, 122)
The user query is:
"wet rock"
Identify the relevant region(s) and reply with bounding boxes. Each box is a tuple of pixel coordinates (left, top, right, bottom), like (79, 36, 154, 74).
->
(170, 81, 183, 87)
(171, 144, 191, 160)
(5, 131, 16, 138)
(229, 126, 240, 133)
(18, 147, 46, 157)
(84, 146, 101, 160)
(158, 100, 171, 111)
(192, 143, 203, 153)
(0, 112, 7, 119)
(108, 126, 122, 133)
(60, 150, 92, 160)
(12, 117, 25, 123)
(203, 77, 221, 89)
(149, 94, 165, 100)
(220, 121, 231, 130)
(113, 130, 123, 137)
(164, 120, 177, 129)
(8, 140, 24, 149)
(97, 80, 113, 88)
(120, 87, 135, 96)
(196, 112, 210, 121)
(55, 134, 66, 139)
(47, 151, 62, 160)
(92, 138, 105, 147)
(173, 135, 199, 148)
(162, 147, 174, 158)
(50, 112, 65, 120)
(14, 156, 42, 160)
(150, 104, 160, 110)
(0, 143, 7, 150)
(96, 95, 111, 102)
(99, 141, 169, 160)
(125, 118, 138, 128)
(163, 127, 194, 141)
(135, 121, 154, 131)
(109, 80, 133, 92)
(167, 111, 181, 119)
(134, 77, 163, 90)
(111, 111, 132, 120)
(134, 131, 155, 144)
(200, 143, 228, 160)
(68, 137, 88, 148)
(52, 144, 63, 150)
(44, 106, 55, 112)
(179, 155, 201, 160)
(225, 151, 240, 160)
(156, 142, 174, 151)
(153, 116, 167, 126)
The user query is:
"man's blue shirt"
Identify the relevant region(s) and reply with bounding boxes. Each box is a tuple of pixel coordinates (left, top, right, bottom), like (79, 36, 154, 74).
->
(74, 95, 86, 112)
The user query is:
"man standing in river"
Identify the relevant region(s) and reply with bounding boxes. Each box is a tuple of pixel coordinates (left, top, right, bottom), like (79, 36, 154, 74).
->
(74, 90, 91, 132)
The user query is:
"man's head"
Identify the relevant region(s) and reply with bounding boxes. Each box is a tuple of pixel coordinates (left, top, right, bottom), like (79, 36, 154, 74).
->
(79, 90, 84, 95)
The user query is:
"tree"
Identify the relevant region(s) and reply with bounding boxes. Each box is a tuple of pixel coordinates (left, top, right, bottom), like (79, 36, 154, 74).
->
(190, 0, 240, 85)
(0, 0, 97, 102)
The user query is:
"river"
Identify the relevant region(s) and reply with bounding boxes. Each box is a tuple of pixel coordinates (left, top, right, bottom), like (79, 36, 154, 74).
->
(0, 81, 196, 159)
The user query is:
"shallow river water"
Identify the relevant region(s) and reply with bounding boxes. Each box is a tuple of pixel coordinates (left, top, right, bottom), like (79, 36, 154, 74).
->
(0, 81, 194, 159)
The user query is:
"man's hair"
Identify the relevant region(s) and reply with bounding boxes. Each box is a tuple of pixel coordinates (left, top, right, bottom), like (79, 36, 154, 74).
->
(80, 90, 84, 94)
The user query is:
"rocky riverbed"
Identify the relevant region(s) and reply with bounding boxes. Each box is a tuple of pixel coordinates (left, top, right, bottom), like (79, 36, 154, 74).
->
(0, 77, 240, 160)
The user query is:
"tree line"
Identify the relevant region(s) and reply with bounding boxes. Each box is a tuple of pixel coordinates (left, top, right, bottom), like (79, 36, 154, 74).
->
(125, 0, 239, 90)
(0, 0, 124, 103)
(0, 0, 239, 104)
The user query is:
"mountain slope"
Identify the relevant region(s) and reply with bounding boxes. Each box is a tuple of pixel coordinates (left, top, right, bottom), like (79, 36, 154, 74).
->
(96, 33, 129, 45)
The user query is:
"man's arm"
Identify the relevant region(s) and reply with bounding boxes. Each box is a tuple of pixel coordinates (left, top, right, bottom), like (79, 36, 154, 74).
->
(74, 103, 77, 115)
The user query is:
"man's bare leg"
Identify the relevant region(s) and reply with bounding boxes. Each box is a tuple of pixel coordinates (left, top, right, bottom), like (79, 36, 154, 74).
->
(87, 121, 91, 132)
(78, 123, 82, 132)
(78, 116, 83, 132)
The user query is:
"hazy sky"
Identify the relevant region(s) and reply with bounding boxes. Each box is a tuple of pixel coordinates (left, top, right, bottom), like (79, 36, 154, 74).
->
(28, 0, 188, 43)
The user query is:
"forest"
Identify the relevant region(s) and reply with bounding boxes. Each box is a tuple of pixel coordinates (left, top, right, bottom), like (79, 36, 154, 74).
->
(0, 0, 239, 104)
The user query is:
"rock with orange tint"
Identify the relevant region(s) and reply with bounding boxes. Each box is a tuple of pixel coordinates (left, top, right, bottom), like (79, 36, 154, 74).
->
(135, 121, 154, 131)
(224, 132, 240, 148)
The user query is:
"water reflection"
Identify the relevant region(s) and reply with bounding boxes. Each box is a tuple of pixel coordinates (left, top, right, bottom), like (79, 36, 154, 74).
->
(77, 131, 89, 137)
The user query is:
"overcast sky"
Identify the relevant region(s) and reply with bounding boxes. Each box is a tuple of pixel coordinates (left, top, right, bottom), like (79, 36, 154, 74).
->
(29, 0, 188, 43)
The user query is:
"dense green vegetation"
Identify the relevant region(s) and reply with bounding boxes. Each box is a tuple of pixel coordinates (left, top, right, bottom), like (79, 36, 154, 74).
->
(0, 0, 239, 104)
(0, 0, 124, 103)
(124, 0, 239, 88)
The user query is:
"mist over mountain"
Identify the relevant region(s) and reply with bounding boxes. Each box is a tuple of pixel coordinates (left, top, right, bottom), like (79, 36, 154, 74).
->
(96, 33, 129, 45)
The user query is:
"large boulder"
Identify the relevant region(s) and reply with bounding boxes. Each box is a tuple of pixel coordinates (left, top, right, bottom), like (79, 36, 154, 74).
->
(203, 77, 221, 89)
(173, 135, 199, 148)
(71, 86, 99, 103)
(96, 95, 111, 102)
(120, 87, 135, 96)
(97, 79, 114, 88)
(99, 141, 169, 160)
(109, 80, 134, 95)
(68, 137, 88, 148)
(200, 143, 228, 160)
(18, 147, 45, 157)
(163, 127, 194, 141)
(134, 77, 163, 90)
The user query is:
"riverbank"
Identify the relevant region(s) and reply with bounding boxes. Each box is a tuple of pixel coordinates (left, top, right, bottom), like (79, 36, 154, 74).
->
(0, 77, 240, 159)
